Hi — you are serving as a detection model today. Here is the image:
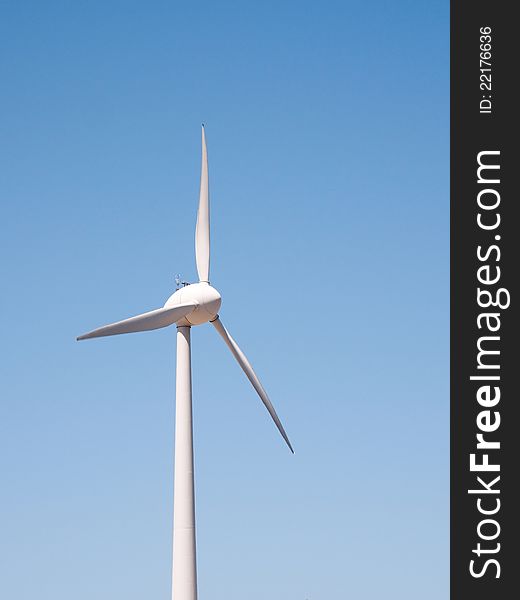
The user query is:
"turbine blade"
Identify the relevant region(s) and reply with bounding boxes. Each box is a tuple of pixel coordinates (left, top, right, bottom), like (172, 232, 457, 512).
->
(211, 316, 293, 453)
(195, 125, 210, 282)
(77, 302, 197, 341)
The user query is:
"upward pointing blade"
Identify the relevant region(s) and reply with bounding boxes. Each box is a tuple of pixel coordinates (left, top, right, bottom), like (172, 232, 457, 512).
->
(77, 302, 197, 340)
(211, 316, 294, 453)
(195, 125, 210, 282)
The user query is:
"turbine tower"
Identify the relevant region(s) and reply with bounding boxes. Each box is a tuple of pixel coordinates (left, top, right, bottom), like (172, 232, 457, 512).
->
(77, 126, 293, 600)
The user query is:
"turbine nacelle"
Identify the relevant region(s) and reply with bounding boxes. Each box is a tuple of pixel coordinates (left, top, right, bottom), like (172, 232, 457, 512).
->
(164, 282, 222, 326)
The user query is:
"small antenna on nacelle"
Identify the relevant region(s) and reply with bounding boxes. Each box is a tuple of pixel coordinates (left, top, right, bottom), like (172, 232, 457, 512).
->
(175, 274, 190, 289)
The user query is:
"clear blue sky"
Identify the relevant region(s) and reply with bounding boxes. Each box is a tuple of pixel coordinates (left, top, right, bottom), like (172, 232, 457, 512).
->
(0, 2, 448, 599)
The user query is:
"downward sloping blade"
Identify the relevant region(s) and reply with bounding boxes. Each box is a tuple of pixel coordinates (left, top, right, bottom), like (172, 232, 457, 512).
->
(195, 125, 210, 282)
(211, 316, 294, 453)
(77, 302, 197, 341)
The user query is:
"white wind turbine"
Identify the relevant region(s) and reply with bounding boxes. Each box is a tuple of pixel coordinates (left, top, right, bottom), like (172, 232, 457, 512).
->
(77, 126, 293, 600)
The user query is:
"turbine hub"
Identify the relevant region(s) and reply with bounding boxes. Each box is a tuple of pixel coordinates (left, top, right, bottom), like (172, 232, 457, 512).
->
(164, 282, 221, 326)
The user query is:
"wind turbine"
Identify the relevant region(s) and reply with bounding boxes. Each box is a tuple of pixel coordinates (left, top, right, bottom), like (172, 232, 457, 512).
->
(77, 126, 293, 600)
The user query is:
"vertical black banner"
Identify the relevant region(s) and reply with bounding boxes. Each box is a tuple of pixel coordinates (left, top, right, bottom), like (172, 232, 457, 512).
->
(451, 2, 518, 598)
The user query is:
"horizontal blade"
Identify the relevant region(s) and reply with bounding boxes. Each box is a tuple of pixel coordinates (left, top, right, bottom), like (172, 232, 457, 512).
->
(211, 316, 293, 453)
(77, 302, 197, 341)
(195, 125, 210, 282)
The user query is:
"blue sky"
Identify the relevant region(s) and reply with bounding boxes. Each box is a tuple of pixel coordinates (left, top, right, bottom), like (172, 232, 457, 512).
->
(0, 2, 448, 599)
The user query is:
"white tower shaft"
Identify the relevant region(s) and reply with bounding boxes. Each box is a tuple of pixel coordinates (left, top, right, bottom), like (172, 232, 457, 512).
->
(172, 325, 197, 600)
